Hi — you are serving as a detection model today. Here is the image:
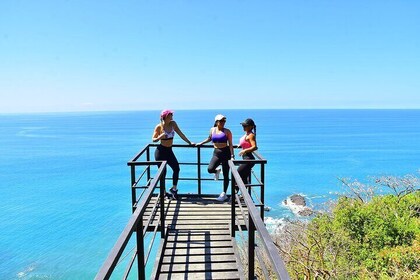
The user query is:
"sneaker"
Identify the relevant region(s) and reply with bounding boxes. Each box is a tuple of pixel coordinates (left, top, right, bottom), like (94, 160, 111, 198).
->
(214, 168, 221, 181)
(165, 192, 173, 200)
(169, 188, 179, 200)
(216, 192, 228, 201)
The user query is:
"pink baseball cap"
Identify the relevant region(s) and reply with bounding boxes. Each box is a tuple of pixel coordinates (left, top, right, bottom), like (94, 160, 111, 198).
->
(160, 109, 174, 119)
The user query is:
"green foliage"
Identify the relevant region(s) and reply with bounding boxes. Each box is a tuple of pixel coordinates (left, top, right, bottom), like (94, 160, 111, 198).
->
(278, 186, 420, 279)
(331, 192, 420, 266)
(372, 240, 420, 279)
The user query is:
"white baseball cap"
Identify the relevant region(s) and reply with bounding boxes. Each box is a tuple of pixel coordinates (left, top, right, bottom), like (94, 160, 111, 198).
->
(214, 114, 226, 121)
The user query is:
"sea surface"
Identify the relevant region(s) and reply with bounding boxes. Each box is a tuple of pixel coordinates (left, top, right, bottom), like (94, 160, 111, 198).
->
(0, 109, 419, 279)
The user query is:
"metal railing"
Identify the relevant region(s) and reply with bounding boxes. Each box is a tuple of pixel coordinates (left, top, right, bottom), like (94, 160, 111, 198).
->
(95, 144, 290, 279)
(95, 161, 167, 279)
(229, 159, 290, 280)
(127, 143, 267, 198)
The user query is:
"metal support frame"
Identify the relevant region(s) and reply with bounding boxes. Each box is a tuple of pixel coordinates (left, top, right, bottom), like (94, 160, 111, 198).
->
(159, 174, 165, 238)
(96, 144, 290, 280)
(131, 165, 136, 213)
(231, 174, 236, 238)
(248, 218, 255, 280)
(136, 218, 145, 279)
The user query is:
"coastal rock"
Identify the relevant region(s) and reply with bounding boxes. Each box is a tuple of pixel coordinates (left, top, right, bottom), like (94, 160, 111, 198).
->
(284, 194, 306, 207)
(298, 208, 314, 216)
(283, 194, 314, 216)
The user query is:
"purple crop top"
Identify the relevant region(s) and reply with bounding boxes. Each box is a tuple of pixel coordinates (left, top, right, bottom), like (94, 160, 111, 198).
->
(211, 129, 228, 143)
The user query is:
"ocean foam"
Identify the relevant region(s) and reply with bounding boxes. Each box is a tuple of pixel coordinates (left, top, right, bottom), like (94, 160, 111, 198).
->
(264, 216, 286, 234)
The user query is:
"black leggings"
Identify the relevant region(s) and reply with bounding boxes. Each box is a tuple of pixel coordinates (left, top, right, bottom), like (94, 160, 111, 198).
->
(237, 153, 255, 185)
(208, 147, 231, 192)
(155, 145, 180, 187)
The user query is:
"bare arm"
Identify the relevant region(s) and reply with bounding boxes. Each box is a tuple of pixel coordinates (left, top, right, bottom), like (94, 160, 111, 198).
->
(173, 121, 193, 145)
(152, 124, 165, 142)
(196, 128, 212, 146)
(226, 129, 234, 158)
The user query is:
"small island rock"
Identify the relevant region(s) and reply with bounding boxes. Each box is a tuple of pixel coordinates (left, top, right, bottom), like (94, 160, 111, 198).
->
(298, 208, 314, 216)
(284, 194, 306, 207)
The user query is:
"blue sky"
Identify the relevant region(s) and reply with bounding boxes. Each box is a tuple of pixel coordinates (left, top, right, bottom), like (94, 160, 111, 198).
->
(1, 1, 419, 113)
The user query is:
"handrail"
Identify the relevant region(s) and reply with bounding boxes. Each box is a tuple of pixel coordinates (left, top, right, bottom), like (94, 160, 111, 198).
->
(95, 162, 167, 280)
(97, 143, 284, 279)
(229, 160, 290, 280)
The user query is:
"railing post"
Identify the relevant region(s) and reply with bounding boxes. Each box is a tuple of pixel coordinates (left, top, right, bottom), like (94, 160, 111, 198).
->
(197, 146, 201, 195)
(231, 167, 236, 238)
(131, 165, 136, 213)
(160, 170, 166, 238)
(146, 146, 151, 182)
(261, 163, 265, 220)
(136, 218, 145, 280)
(248, 217, 255, 280)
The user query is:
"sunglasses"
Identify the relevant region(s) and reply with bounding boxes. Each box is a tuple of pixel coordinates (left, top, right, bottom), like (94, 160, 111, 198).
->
(219, 119, 226, 123)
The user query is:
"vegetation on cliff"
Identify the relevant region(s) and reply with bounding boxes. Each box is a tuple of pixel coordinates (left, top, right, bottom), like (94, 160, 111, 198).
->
(273, 175, 420, 279)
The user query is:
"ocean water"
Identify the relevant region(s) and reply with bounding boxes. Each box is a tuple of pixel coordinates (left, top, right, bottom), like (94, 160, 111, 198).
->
(0, 109, 419, 279)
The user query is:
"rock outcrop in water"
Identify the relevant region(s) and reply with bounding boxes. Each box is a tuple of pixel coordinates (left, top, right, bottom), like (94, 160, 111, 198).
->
(283, 194, 314, 216)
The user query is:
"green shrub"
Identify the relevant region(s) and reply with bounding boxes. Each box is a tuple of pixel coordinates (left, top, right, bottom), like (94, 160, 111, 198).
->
(276, 179, 420, 279)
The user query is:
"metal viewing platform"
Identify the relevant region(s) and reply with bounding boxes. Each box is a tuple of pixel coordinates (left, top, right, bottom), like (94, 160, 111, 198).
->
(96, 144, 290, 279)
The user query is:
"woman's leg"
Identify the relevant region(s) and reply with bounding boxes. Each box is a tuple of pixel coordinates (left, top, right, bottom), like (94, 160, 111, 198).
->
(237, 163, 254, 184)
(208, 149, 222, 174)
(154, 145, 167, 181)
(221, 160, 230, 193)
(155, 146, 179, 199)
(237, 154, 255, 190)
(166, 149, 180, 187)
(220, 147, 231, 193)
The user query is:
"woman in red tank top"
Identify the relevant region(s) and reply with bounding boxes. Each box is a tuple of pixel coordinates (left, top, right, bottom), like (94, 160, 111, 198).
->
(237, 118, 257, 185)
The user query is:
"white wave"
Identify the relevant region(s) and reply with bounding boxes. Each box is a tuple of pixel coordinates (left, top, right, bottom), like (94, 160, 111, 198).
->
(264, 216, 286, 234)
(17, 127, 57, 138)
(281, 194, 314, 216)
(307, 194, 327, 199)
(17, 263, 37, 278)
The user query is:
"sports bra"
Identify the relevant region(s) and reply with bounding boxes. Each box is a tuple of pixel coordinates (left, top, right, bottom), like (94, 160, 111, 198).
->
(211, 128, 228, 143)
(239, 133, 252, 149)
(161, 126, 175, 140)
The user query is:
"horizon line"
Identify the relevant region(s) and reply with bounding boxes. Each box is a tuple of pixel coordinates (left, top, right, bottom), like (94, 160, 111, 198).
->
(2, 107, 420, 115)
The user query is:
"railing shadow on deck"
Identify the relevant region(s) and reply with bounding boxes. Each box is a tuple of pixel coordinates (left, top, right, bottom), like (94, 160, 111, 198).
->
(95, 143, 290, 279)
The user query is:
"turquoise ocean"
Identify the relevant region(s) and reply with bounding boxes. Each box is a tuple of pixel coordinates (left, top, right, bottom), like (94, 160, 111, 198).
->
(1, 109, 419, 279)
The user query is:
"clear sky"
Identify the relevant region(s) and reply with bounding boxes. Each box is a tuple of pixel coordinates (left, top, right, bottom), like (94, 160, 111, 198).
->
(1, 1, 419, 113)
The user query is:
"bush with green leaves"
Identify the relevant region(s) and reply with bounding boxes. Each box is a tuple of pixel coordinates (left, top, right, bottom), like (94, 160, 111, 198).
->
(274, 175, 420, 279)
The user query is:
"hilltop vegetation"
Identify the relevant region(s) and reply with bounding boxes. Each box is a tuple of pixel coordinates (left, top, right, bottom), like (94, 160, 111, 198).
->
(273, 175, 420, 279)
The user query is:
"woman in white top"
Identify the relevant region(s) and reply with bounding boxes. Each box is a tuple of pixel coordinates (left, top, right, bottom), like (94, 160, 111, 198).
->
(152, 109, 193, 199)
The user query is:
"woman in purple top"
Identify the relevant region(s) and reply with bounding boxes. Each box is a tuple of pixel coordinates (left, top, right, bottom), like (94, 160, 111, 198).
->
(197, 114, 234, 201)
